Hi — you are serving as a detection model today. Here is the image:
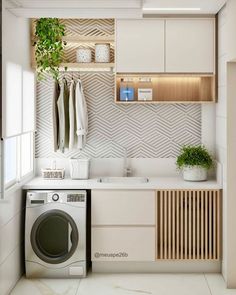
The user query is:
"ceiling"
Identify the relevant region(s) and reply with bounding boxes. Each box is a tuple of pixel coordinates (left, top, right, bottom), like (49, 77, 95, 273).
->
(5, 0, 227, 18)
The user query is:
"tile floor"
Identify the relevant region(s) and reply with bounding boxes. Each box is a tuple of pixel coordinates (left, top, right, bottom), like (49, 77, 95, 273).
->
(11, 273, 236, 295)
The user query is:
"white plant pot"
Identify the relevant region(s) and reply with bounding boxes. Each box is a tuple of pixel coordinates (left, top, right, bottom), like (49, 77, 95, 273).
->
(182, 166, 208, 182)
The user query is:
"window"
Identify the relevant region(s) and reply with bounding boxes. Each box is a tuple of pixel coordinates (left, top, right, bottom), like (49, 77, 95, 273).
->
(2, 63, 35, 194)
(21, 133, 33, 178)
(4, 137, 17, 186)
(5, 62, 22, 137)
(4, 132, 34, 189)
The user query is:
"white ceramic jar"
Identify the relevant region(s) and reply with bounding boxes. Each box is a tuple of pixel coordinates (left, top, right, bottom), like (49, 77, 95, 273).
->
(76, 48, 92, 63)
(95, 43, 110, 63)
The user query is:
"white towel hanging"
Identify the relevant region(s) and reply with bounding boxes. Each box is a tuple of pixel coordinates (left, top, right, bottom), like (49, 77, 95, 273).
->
(75, 79, 88, 149)
(69, 79, 76, 150)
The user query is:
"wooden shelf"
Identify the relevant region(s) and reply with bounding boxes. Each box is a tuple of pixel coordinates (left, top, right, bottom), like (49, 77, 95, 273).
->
(59, 62, 115, 71)
(115, 73, 216, 104)
(31, 62, 115, 72)
(62, 35, 114, 43)
(115, 100, 215, 104)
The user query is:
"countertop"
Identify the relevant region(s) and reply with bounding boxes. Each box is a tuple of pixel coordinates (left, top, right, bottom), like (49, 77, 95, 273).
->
(23, 177, 222, 190)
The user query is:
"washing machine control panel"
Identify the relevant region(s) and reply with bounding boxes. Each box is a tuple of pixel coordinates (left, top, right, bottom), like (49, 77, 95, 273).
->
(67, 194, 85, 202)
(46, 191, 86, 205)
(27, 191, 86, 207)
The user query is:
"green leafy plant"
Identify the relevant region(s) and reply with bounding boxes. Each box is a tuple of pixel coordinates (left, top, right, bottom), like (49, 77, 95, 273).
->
(33, 18, 66, 80)
(176, 145, 214, 170)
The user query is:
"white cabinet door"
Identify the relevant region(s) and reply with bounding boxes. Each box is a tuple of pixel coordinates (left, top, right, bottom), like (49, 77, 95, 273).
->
(116, 20, 165, 73)
(165, 19, 215, 73)
(92, 190, 155, 225)
(92, 227, 155, 261)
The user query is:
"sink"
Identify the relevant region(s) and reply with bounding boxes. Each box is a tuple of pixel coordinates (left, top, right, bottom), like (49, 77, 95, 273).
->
(97, 177, 149, 184)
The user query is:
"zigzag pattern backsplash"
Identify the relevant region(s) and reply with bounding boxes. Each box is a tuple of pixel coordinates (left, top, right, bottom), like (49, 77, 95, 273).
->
(35, 72, 202, 159)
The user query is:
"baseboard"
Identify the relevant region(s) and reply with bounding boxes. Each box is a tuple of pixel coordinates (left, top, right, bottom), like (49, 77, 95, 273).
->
(92, 261, 221, 273)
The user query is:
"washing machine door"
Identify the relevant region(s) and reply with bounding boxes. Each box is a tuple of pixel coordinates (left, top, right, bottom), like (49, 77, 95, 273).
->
(31, 209, 79, 264)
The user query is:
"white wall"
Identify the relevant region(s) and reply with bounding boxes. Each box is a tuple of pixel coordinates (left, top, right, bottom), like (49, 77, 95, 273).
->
(216, 5, 227, 281)
(217, 1, 236, 288)
(0, 189, 25, 295)
(224, 0, 236, 288)
(226, 62, 236, 289)
(226, 0, 236, 62)
(1, 1, 32, 294)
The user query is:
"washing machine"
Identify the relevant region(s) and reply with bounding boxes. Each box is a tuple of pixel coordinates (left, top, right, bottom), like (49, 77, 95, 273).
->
(25, 190, 88, 278)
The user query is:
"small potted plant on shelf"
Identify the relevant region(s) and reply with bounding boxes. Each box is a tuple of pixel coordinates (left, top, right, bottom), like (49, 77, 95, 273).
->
(33, 18, 66, 80)
(176, 145, 214, 181)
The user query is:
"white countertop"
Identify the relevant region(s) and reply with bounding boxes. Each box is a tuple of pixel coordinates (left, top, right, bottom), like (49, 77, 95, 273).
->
(23, 177, 222, 190)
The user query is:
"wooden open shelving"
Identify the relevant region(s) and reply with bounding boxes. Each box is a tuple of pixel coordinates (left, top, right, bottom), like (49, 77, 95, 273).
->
(62, 35, 114, 43)
(115, 73, 216, 104)
(31, 19, 115, 72)
(60, 62, 114, 68)
(59, 62, 115, 71)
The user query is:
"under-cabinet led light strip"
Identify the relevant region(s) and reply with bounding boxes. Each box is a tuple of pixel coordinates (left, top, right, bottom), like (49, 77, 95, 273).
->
(143, 7, 201, 11)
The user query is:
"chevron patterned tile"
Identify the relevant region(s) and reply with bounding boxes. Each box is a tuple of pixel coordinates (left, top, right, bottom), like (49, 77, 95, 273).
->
(35, 72, 202, 159)
(61, 19, 114, 37)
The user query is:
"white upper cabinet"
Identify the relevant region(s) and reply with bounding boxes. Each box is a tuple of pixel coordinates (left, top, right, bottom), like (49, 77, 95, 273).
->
(165, 19, 215, 73)
(116, 19, 165, 73)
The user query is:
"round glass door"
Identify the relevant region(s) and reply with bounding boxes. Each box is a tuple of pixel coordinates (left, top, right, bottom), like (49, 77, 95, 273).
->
(31, 209, 79, 264)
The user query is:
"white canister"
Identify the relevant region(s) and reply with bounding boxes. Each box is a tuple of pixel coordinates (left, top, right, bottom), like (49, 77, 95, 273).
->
(95, 43, 110, 63)
(70, 158, 90, 179)
(76, 48, 92, 63)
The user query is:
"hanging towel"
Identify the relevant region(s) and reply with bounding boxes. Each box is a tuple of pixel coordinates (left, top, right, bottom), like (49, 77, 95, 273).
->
(69, 79, 76, 150)
(57, 78, 69, 153)
(75, 79, 88, 149)
(52, 80, 60, 152)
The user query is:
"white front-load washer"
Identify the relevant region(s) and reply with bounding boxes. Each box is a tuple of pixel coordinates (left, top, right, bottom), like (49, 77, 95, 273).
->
(25, 190, 87, 278)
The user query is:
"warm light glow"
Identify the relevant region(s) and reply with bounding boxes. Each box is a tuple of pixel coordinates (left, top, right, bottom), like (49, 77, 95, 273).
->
(143, 7, 201, 11)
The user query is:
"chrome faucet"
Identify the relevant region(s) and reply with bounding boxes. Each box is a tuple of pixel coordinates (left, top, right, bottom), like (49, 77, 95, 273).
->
(124, 148, 132, 177)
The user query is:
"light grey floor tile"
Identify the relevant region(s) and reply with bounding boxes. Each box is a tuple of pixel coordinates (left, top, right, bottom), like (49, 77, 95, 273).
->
(76, 273, 211, 295)
(11, 276, 80, 295)
(205, 274, 236, 295)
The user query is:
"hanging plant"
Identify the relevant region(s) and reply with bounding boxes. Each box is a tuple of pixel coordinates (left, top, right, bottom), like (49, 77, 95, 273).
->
(33, 18, 66, 80)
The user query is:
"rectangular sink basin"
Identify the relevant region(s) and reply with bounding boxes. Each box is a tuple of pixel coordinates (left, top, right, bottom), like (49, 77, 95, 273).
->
(97, 177, 149, 184)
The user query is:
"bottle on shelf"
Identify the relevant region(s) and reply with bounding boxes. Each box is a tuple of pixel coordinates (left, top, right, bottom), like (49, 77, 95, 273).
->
(119, 78, 134, 102)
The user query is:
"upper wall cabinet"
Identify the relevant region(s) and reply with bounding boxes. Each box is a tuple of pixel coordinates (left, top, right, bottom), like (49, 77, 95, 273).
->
(116, 19, 165, 73)
(165, 19, 215, 73)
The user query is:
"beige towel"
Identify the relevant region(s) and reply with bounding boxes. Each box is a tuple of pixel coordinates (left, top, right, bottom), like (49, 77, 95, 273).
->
(57, 79, 69, 153)
(52, 80, 60, 152)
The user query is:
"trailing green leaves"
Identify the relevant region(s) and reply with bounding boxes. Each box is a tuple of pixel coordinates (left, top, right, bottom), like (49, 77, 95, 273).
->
(176, 145, 214, 170)
(33, 18, 66, 80)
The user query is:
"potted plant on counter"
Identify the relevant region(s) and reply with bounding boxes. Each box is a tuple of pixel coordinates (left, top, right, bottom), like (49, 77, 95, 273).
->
(176, 145, 214, 181)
